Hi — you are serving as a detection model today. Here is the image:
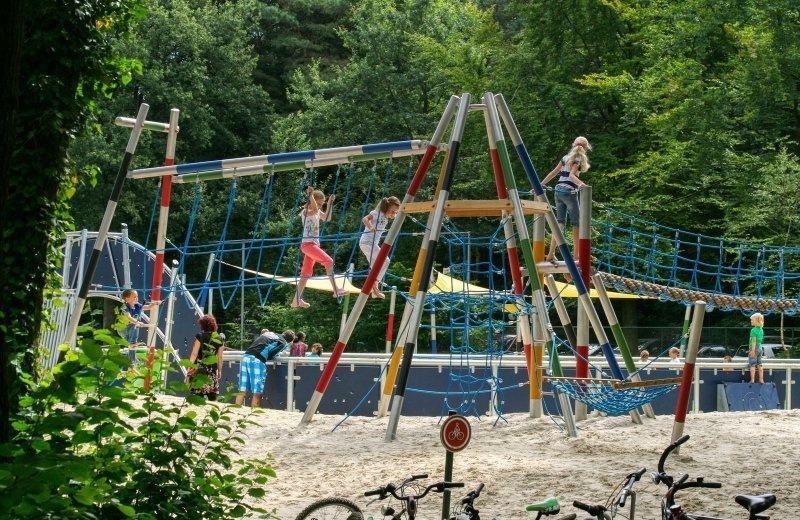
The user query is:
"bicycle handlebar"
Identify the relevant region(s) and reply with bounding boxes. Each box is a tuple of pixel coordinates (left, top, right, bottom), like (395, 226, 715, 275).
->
(460, 483, 485, 505)
(617, 467, 647, 507)
(365, 478, 463, 502)
(658, 435, 689, 473)
(365, 474, 430, 498)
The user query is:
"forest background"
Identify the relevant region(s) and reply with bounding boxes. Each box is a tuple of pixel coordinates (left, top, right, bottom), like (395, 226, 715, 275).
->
(63, 0, 800, 351)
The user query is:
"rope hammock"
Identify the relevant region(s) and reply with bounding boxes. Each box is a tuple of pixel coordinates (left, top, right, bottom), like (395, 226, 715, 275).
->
(547, 376, 682, 416)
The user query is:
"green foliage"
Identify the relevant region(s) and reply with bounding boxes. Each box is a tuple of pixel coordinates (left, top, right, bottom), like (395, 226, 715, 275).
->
(1, 0, 146, 443)
(0, 327, 274, 519)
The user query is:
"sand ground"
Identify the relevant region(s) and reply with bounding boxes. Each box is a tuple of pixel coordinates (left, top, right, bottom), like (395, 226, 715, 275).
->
(221, 406, 800, 519)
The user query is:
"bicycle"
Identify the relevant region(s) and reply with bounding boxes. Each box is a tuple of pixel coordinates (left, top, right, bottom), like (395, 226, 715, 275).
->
(651, 434, 776, 520)
(572, 467, 647, 519)
(449, 483, 576, 520)
(295, 473, 464, 520)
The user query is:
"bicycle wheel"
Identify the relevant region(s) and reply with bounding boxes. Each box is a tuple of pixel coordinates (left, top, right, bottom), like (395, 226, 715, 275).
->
(295, 497, 364, 520)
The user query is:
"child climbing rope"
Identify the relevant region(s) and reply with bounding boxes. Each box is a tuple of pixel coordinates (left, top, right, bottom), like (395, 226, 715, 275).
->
(292, 185, 348, 308)
(359, 196, 401, 299)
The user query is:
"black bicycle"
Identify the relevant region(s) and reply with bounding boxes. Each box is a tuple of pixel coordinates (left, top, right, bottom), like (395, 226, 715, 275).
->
(651, 435, 776, 520)
(449, 483, 576, 520)
(572, 467, 647, 519)
(295, 474, 463, 520)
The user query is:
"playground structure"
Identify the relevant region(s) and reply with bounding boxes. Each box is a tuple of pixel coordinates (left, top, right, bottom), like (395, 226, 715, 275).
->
(49, 93, 800, 437)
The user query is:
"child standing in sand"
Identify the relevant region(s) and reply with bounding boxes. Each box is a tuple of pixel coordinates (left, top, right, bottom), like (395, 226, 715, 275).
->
(292, 186, 349, 308)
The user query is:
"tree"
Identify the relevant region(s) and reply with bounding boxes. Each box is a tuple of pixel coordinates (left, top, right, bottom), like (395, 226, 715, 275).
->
(0, 0, 144, 442)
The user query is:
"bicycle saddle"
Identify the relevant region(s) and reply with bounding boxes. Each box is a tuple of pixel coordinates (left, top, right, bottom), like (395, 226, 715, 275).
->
(525, 497, 560, 514)
(734, 494, 776, 514)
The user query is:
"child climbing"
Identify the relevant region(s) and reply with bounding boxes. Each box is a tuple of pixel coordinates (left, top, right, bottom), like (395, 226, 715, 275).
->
(120, 289, 159, 365)
(539, 136, 592, 265)
(359, 196, 401, 299)
(292, 185, 348, 308)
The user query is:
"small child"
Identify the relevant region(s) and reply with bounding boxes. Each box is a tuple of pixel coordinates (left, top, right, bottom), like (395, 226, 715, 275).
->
(306, 343, 323, 357)
(120, 289, 159, 364)
(292, 186, 348, 308)
(748, 312, 765, 383)
(290, 331, 308, 357)
(668, 347, 681, 364)
(359, 196, 401, 299)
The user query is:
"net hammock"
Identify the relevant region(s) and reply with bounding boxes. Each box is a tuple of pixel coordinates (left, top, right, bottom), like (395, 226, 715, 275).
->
(547, 376, 681, 416)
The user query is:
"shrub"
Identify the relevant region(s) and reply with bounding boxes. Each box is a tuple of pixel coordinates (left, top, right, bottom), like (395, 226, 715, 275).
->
(0, 325, 275, 519)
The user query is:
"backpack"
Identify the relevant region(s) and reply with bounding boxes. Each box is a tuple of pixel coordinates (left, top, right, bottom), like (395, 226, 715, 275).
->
(260, 340, 288, 361)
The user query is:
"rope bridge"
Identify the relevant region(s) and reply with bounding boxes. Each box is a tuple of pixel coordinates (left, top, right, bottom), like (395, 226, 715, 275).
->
(594, 205, 800, 315)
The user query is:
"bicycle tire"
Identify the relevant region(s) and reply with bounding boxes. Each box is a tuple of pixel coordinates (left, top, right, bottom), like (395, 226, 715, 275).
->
(295, 497, 364, 520)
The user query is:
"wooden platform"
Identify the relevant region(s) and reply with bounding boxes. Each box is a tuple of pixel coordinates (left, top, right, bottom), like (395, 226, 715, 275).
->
(401, 199, 549, 217)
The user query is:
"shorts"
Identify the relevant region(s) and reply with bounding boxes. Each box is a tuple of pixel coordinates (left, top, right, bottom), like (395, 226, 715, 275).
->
(300, 242, 334, 277)
(238, 354, 267, 394)
(554, 187, 580, 226)
(748, 355, 762, 367)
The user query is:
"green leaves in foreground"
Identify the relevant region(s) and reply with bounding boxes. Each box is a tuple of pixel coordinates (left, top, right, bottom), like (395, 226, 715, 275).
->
(0, 327, 275, 519)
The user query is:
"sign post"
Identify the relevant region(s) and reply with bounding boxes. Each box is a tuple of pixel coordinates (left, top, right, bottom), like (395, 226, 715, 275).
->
(440, 412, 471, 519)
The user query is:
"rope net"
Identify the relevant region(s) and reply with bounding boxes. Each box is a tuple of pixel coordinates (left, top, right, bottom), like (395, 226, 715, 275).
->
(594, 204, 800, 314)
(548, 377, 681, 416)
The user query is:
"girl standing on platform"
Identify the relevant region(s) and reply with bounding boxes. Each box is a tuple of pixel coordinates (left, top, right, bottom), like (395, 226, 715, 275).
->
(292, 186, 348, 308)
(540, 136, 591, 264)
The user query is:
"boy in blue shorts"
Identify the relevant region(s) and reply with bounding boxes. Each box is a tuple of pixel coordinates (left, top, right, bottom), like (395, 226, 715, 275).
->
(235, 329, 294, 407)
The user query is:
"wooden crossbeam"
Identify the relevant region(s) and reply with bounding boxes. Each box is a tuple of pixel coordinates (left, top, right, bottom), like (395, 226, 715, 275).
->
(401, 199, 549, 217)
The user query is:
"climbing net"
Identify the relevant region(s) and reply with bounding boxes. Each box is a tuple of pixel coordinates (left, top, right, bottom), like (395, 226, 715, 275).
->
(547, 376, 680, 416)
(594, 205, 800, 314)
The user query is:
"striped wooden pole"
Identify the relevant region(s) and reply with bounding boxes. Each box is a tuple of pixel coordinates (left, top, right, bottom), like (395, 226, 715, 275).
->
(672, 300, 706, 449)
(679, 304, 692, 356)
(592, 273, 656, 419)
(63, 104, 149, 351)
(385, 93, 472, 441)
(493, 94, 625, 381)
(300, 96, 460, 425)
(128, 140, 434, 181)
(480, 94, 540, 417)
(145, 109, 180, 390)
(377, 157, 450, 419)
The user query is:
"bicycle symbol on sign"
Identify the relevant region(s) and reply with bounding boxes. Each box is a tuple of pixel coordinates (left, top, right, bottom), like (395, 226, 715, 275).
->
(448, 424, 465, 441)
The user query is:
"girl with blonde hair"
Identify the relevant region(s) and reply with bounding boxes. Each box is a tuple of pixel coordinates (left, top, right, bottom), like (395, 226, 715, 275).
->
(291, 185, 348, 308)
(539, 136, 592, 264)
(359, 196, 401, 299)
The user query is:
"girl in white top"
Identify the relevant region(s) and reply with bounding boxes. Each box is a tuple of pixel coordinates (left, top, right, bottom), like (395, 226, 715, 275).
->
(291, 186, 348, 308)
(359, 196, 401, 299)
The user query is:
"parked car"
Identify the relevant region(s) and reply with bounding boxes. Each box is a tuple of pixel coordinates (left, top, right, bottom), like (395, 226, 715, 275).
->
(696, 344, 732, 358)
(733, 343, 793, 359)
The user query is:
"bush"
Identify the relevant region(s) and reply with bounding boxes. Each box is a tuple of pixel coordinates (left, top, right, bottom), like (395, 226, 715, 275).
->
(0, 325, 275, 519)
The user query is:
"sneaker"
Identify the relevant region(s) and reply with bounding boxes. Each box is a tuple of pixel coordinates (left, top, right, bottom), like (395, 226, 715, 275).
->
(290, 299, 310, 309)
(333, 288, 349, 298)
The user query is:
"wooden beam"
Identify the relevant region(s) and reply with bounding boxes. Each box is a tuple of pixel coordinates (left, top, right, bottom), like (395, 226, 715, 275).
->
(401, 199, 549, 217)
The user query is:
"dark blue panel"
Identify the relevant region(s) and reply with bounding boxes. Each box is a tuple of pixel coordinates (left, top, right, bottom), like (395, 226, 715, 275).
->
(720, 382, 780, 411)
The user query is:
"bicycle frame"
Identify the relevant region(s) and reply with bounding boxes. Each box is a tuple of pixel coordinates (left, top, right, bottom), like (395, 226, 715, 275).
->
(653, 436, 775, 520)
